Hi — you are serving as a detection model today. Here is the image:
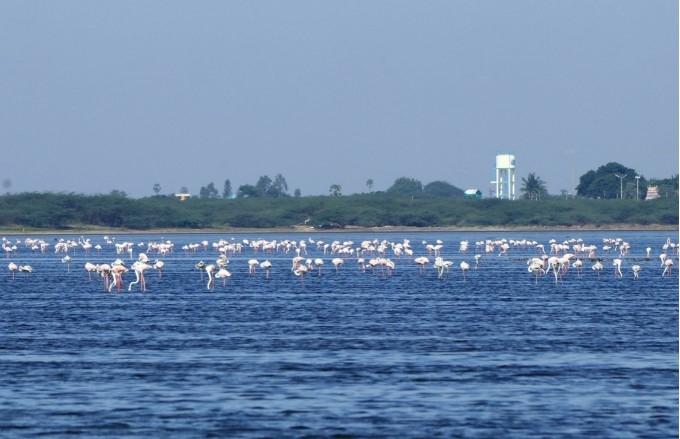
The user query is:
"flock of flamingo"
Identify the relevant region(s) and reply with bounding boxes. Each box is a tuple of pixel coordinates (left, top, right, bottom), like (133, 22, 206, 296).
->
(2, 235, 677, 291)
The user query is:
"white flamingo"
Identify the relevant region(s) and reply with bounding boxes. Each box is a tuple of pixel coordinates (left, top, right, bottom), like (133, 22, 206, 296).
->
(260, 260, 272, 279)
(153, 260, 164, 279)
(205, 264, 216, 289)
(313, 258, 324, 276)
(613, 259, 622, 277)
(248, 259, 259, 275)
(573, 259, 583, 278)
(632, 265, 640, 279)
(18, 264, 32, 274)
(331, 258, 344, 272)
(128, 260, 152, 292)
(414, 256, 429, 274)
(84, 262, 97, 280)
(215, 268, 231, 286)
(8, 262, 17, 279)
(662, 259, 673, 277)
(61, 255, 72, 272)
(528, 260, 545, 284)
(109, 263, 127, 292)
(460, 261, 470, 281)
(592, 260, 603, 276)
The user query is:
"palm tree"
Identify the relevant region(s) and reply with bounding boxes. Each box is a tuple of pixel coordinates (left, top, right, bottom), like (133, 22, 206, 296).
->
(521, 173, 548, 200)
(366, 178, 374, 192)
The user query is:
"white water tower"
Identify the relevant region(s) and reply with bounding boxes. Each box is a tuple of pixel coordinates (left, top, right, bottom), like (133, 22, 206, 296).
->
(492, 154, 516, 200)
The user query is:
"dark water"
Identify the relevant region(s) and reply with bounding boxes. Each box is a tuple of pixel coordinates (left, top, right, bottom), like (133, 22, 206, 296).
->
(1, 231, 677, 438)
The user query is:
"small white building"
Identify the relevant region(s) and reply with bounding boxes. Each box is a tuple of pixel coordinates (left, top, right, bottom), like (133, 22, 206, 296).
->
(174, 193, 191, 201)
(464, 188, 482, 199)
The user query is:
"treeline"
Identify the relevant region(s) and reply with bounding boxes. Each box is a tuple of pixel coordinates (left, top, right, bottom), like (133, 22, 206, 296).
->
(576, 162, 678, 199)
(0, 192, 676, 230)
(163, 162, 679, 202)
(188, 175, 466, 199)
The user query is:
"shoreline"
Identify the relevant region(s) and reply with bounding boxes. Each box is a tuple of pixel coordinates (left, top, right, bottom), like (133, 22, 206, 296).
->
(0, 224, 677, 235)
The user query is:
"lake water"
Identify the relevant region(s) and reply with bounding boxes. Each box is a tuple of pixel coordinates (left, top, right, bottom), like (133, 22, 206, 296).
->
(0, 231, 677, 438)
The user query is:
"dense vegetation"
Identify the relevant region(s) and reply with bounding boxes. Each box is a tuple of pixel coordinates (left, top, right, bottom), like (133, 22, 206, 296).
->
(0, 191, 676, 230)
(576, 162, 678, 199)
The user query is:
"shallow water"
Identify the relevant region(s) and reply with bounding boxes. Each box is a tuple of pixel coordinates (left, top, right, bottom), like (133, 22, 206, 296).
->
(1, 231, 677, 438)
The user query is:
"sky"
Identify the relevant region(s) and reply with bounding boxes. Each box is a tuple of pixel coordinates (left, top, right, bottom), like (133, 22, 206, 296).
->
(0, 0, 677, 197)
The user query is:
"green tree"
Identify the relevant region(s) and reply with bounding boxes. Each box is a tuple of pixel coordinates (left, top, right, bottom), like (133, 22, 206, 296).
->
(270, 174, 289, 197)
(179, 186, 189, 194)
(109, 189, 127, 198)
(222, 179, 232, 198)
(152, 183, 162, 196)
(423, 181, 464, 198)
(329, 184, 342, 197)
(237, 184, 259, 198)
(366, 178, 374, 192)
(387, 177, 423, 196)
(576, 162, 646, 199)
(255, 175, 272, 197)
(294, 188, 301, 197)
(206, 182, 218, 198)
(521, 173, 548, 200)
(200, 182, 219, 198)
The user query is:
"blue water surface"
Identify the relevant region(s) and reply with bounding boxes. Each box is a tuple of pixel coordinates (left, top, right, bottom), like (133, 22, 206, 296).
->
(0, 231, 677, 438)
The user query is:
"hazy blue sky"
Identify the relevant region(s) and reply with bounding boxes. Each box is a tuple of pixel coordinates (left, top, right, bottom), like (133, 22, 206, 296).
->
(0, 1, 677, 196)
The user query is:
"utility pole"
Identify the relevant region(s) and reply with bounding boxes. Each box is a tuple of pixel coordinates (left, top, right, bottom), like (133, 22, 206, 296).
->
(614, 173, 626, 199)
(635, 175, 640, 200)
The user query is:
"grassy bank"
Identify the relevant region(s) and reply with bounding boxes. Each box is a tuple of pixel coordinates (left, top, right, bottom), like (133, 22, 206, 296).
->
(0, 192, 677, 230)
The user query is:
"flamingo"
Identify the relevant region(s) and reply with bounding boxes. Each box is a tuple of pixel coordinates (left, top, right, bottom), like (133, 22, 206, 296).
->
(61, 255, 72, 272)
(248, 259, 259, 275)
(8, 262, 17, 279)
(632, 265, 640, 279)
(205, 264, 216, 289)
(260, 260, 272, 279)
(84, 262, 97, 280)
(291, 256, 304, 272)
(547, 256, 560, 283)
(646, 247, 652, 259)
(528, 260, 545, 284)
(293, 264, 308, 284)
(460, 261, 470, 281)
(128, 260, 152, 292)
(381, 258, 396, 276)
(474, 254, 481, 270)
(591, 260, 603, 276)
(613, 259, 622, 277)
(109, 263, 128, 292)
(215, 268, 231, 286)
(573, 259, 583, 278)
(98, 264, 111, 291)
(313, 258, 324, 276)
(331, 258, 344, 272)
(662, 259, 673, 277)
(153, 260, 164, 279)
(195, 261, 206, 280)
(434, 257, 452, 278)
(18, 265, 32, 274)
(414, 256, 429, 274)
